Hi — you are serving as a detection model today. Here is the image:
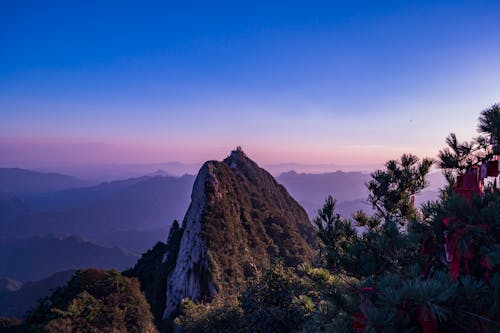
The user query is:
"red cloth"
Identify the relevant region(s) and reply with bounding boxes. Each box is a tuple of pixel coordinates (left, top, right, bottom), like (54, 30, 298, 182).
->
(456, 175, 464, 188)
(458, 167, 482, 194)
(448, 228, 466, 281)
(421, 239, 434, 278)
(353, 312, 367, 333)
(463, 168, 478, 190)
(448, 224, 489, 281)
(423, 260, 429, 278)
(450, 253, 461, 281)
(480, 256, 492, 281)
(487, 160, 499, 177)
(443, 204, 491, 281)
(464, 241, 474, 274)
(456, 189, 472, 203)
(417, 308, 438, 333)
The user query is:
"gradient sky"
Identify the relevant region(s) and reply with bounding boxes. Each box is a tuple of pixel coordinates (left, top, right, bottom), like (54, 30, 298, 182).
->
(1, 1, 500, 168)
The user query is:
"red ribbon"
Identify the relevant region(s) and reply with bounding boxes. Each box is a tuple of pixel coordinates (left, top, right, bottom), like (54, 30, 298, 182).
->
(480, 256, 492, 281)
(353, 312, 367, 333)
(417, 308, 438, 333)
(444, 222, 490, 281)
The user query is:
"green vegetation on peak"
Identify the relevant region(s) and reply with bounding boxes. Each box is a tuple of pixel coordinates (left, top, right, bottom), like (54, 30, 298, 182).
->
(124, 220, 183, 329)
(194, 152, 316, 292)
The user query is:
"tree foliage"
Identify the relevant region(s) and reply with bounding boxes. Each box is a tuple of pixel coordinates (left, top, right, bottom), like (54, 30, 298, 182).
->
(478, 103, 500, 143)
(439, 104, 499, 174)
(366, 154, 433, 223)
(23, 269, 157, 333)
(176, 261, 310, 333)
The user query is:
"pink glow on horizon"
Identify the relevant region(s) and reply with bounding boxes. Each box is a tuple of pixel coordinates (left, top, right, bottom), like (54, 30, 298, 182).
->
(0, 136, 440, 170)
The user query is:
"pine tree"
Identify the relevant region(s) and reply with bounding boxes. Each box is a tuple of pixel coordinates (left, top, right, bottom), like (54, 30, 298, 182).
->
(366, 154, 433, 224)
(312, 104, 500, 333)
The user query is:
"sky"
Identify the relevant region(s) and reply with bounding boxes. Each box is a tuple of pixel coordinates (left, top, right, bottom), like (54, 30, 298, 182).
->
(1, 1, 500, 170)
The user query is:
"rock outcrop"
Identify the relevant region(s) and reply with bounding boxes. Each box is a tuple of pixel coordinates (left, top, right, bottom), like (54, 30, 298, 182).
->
(163, 148, 316, 318)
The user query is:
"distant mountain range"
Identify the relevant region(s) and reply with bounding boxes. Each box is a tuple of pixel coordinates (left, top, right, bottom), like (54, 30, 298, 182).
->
(278, 170, 373, 218)
(0, 168, 93, 197)
(36, 162, 202, 182)
(32, 161, 384, 182)
(0, 270, 76, 318)
(0, 235, 137, 282)
(0, 169, 195, 253)
(0, 277, 22, 294)
(278, 170, 445, 218)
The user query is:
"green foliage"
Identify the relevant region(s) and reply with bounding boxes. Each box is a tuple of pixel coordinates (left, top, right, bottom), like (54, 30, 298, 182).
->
(175, 296, 243, 333)
(0, 317, 22, 333)
(307, 190, 500, 332)
(438, 133, 488, 172)
(23, 269, 157, 333)
(478, 103, 500, 143)
(439, 104, 499, 173)
(366, 154, 433, 223)
(307, 105, 500, 332)
(314, 196, 359, 274)
(123, 220, 184, 329)
(123, 241, 168, 323)
(239, 261, 308, 332)
(199, 152, 316, 295)
(176, 261, 313, 333)
(315, 195, 421, 279)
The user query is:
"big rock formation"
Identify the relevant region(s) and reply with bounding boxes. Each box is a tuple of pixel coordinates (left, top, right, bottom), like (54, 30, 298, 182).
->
(163, 148, 315, 318)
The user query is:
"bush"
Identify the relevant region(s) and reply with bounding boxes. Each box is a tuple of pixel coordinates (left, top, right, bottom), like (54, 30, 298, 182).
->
(24, 269, 157, 333)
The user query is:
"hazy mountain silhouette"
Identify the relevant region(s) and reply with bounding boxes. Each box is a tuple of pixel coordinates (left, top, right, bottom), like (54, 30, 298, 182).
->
(0, 168, 92, 197)
(0, 277, 22, 294)
(263, 162, 384, 175)
(40, 162, 202, 181)
(0, 235, 137, 282)
(277, 170, 372, 217)
(278, 170, 445, 218)
(0, 269, 76, 318)
(0, 173, 195, 253)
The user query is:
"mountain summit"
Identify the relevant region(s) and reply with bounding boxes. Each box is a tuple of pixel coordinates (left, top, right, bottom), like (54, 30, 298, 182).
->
(163, 148, 315, 318)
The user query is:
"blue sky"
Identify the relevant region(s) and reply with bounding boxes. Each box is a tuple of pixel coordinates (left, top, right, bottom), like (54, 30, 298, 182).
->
(1, 1, 499, 167)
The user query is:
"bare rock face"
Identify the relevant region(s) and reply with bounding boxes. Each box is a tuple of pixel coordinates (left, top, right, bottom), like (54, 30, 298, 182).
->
(164, 163, 217, 318)
(163, 148, 315, 319)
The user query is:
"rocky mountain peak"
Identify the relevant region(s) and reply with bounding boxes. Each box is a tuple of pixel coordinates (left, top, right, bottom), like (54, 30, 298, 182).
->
(162, 150, 316, 318)
(224, 146, 249, 168)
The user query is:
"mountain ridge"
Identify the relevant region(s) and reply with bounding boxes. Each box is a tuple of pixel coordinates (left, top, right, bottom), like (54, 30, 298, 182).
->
(0, 269, 76, 318)
(0, 235, 138, 281)
(0, 168, 92, 196)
